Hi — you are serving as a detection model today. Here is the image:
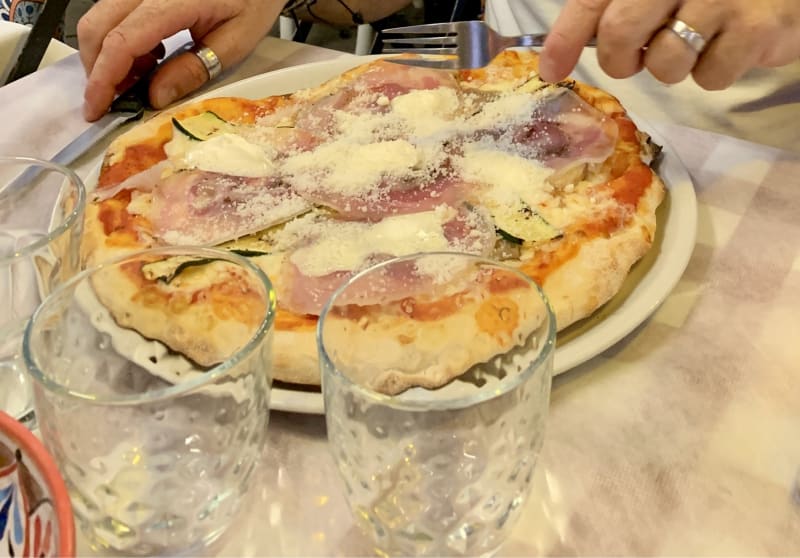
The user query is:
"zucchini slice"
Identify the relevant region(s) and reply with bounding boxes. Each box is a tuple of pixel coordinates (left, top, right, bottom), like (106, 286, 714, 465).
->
(142, 249, 269, 284)
(172, 111, 232, 141)
(491, 201, 562, 244)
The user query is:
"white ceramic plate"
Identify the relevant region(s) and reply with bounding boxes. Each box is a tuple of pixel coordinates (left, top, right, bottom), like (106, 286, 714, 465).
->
(89, 56, 698, 415)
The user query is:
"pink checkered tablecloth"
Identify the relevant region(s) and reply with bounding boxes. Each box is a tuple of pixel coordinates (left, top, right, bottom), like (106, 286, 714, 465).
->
(203, 123, 800, 557)
(1, 35, 798, 556)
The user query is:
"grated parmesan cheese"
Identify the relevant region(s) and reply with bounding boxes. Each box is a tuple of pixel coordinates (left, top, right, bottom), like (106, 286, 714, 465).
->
(390, 87, 461, 137)
(282, 139, 420, 197)
(285, 206, 455, 277)
(457, 143, 555, 209)
(467, 92, 540, 129)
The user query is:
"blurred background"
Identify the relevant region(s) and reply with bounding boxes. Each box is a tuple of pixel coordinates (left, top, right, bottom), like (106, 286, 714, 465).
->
(58, 0, 484, 54)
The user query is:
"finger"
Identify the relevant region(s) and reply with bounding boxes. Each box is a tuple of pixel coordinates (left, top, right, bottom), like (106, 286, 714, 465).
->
(83, 0, 229, 121)
(115, 44, 165, 94)
(595, 0, 680, 78)
(77, 0, 141, 75)
(148, 16, 268, 109)
(147, 50, 212, 110)
(540, 0, 611, 82)
(692, 25, 761, 90)
(644, 6, 722, 85)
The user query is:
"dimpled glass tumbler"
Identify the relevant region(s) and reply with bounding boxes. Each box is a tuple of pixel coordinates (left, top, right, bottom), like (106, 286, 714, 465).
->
(0, 155, 85, 426)
(319, 252, 555, 556)
(22, 247, 275, 555)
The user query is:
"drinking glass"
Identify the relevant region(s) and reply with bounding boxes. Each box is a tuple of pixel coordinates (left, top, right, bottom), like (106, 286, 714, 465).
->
(0, 155, 85, 426)
(22, 246, 275, 555)
(319, 252, 556, 557)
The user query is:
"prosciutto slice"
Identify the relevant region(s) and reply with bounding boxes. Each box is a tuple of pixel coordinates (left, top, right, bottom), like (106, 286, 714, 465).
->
(92, 160, 172, 202)
(356, 60, 460, 98)
(146, 171, 311, 246)
(299, 174, 470, 221)
(465, 88, 618, 170)
(294, 60, 460, 134)
(277, 206, 494, 316)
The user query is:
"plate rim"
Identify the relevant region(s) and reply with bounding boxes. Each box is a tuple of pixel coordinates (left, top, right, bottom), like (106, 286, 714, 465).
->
(95, 56, 699, 415)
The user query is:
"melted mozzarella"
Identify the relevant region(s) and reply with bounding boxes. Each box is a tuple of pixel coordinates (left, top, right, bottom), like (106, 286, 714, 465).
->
(164, 133, 275, 177)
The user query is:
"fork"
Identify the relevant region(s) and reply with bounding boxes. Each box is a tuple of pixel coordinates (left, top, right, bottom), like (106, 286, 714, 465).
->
(381, 20, 596, 70)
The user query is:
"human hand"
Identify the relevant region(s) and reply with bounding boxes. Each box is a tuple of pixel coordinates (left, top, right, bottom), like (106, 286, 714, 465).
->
(78, 0, 284, 121)
(538, 0, 800, 90)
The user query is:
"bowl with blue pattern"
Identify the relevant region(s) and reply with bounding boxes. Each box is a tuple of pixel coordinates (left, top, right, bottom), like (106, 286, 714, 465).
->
(0, 411, 74, 557)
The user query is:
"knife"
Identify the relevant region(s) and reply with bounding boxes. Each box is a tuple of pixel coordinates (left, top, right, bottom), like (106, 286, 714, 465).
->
(52, 78, 148, 167)
(2, 80, 147, 195)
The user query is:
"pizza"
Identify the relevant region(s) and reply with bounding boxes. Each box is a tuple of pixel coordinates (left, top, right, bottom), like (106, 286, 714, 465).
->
(82, 50, 664, 392)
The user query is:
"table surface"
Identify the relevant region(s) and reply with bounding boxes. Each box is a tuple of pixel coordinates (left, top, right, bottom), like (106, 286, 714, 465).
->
(0, 27, 798, 557)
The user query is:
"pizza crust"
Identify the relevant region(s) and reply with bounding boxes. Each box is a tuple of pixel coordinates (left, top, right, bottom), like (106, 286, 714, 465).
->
(273, 329, 320, 385)
(317, 286, 549, 395)
(540, 174, 665, 330)
(90, 260, 269, 367)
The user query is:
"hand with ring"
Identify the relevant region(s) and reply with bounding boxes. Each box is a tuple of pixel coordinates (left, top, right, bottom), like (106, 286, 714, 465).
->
(537, 0, 800, 90)
(78, 0, 285, 121)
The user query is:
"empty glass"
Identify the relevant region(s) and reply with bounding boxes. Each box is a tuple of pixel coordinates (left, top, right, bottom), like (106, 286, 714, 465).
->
(319, 252, 555, 556)
(0, 155, 85, 426)
(22, 246, 275, 555)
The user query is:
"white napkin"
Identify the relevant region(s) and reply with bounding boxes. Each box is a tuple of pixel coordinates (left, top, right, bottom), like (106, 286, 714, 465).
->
(0, 30, 197, 162)
(0, 53, 90, 160)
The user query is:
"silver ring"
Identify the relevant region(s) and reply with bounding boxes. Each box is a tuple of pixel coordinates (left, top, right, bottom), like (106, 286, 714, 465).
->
(192, 45, 223, 80)
(666, 18, 707, 54)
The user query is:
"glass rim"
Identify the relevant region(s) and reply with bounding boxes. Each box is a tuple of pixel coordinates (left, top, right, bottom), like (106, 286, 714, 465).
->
(22, 246, 276, 406)
(317, 251, 557, 411)
(0, 155, 87, 266)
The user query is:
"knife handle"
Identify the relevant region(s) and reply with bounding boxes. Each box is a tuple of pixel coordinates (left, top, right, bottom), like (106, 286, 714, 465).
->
(110, 78, 149, 117)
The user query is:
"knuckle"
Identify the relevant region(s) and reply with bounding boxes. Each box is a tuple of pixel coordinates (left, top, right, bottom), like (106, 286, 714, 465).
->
(75, 13, 97, 43)
(644, 46, 690, 83)
(739, 15, 772, 39)
(101, 28, 132, 55)
(544, 29, 572, 52)
(597, 9, 640, 48)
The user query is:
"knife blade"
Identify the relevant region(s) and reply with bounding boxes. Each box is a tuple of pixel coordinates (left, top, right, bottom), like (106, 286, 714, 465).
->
(1, 80, 147, 195)
(54, 77, 149, 167)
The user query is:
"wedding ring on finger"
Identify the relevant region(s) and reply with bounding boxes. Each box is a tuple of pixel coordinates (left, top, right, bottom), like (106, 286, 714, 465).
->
(192, 45, 223, 80)
(665, 18, 708, 54)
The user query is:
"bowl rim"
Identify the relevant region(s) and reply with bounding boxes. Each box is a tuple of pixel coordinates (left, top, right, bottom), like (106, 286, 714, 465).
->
(0, 411, 75, 557)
